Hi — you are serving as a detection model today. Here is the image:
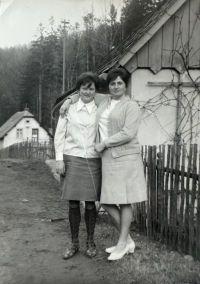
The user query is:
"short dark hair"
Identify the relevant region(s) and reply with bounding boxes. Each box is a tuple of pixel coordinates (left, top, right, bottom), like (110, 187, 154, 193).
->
(76, 72, 100, 90)
(106, 68, 129, 87)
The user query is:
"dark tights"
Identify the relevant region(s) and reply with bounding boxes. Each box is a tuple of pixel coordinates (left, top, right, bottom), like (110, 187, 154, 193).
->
(69, 200, 95, 210)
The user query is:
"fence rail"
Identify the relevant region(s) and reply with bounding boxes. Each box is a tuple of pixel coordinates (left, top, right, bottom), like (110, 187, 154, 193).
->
(137, 144, 200, 260)
(0, 141, 55, 160)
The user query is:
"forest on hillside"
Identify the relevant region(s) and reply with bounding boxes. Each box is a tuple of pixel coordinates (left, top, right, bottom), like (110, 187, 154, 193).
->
(0, 0, 164, 132)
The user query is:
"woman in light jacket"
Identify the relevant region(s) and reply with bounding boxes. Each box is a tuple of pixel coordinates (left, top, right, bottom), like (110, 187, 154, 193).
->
(94, 68, 147, 261)
(60, 68, 147, 261)
(54, 72, 101, 259)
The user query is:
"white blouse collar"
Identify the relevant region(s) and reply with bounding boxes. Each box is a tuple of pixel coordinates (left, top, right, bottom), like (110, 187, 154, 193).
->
(77, 98, 95, 114)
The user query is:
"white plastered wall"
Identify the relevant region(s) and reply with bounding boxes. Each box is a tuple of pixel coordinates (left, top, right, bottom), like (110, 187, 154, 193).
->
(3, 117, 50, 148)
(130, 69, 200, 146)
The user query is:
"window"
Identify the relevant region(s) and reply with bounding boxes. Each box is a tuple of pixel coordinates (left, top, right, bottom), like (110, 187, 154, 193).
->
(16, 129, 23, 138)
(32, 129, 38, 142)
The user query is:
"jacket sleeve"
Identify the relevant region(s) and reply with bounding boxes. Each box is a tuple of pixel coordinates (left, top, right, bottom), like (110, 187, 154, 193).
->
(94, 93, 110, 106)
(54, 115, 68, 160)
(70, 92, 80, 104)
(104, 102, 142, 148)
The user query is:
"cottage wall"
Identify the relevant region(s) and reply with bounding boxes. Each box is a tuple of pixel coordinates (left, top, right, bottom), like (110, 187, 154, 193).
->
(130, 69, 200, 146)
(3, 117, 50, 148)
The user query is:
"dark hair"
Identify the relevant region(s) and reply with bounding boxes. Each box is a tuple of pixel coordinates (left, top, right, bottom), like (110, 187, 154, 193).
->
(106, 68, 129, 87)
(76, 72, 100, 90)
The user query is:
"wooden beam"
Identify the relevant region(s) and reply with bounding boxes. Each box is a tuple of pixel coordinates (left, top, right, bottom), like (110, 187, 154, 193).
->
(148, 82, 200, 87)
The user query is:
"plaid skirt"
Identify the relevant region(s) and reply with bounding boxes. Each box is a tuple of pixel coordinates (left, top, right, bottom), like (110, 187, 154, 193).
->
(60, 155, 101, 201)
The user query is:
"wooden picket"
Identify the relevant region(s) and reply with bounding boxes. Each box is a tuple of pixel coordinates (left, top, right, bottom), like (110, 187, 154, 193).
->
(178, 143, 186, 252)
(138, 144, 200, 260)
(197, 154, 200, 260)
(0, 141, 55, 160)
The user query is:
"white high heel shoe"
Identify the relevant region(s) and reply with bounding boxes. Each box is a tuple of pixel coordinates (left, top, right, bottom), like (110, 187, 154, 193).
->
(105, 241, 135, 254)
(105, 246, 115, 254)
(108, 245, 130, 261)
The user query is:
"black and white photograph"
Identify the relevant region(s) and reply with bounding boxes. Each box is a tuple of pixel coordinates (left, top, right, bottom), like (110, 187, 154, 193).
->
(0, 0, 200, 283)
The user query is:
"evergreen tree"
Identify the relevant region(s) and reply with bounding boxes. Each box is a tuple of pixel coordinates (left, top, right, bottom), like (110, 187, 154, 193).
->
(0, 46, 29, 126)
(121, 0, 163, 38)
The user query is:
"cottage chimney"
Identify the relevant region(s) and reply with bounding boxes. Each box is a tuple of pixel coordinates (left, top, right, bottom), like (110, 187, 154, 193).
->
(24, 103, 29, 111)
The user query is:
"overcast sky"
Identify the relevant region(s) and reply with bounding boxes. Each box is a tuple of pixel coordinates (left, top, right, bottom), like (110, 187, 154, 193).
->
(0, 0, 124, 48)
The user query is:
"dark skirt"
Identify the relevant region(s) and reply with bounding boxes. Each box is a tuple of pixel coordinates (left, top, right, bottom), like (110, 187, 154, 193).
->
(60, 155, 102, 201)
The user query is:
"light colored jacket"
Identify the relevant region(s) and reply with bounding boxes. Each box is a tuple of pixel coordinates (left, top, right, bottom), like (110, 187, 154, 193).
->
(95, 95, 142, 158)
(54, 99, 99, 160)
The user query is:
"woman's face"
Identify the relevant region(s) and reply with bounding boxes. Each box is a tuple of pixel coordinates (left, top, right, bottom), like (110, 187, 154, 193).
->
(109, 76, 126, 99)
(79, 82, 96, 104)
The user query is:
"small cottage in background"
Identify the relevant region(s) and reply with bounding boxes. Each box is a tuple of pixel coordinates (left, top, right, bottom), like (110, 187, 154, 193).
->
(0, 108, 52, 149)
(95, 0, 200, 146)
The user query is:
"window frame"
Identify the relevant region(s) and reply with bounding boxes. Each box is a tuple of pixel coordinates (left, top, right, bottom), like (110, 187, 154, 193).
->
(32, 128, 39, 142)
(16, 128, 23, 138)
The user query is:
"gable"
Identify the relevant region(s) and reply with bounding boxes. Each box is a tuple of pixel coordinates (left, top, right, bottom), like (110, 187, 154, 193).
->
(124, 0, 200, 73)
(10, 117, 50, 136)
(0, 111, 34, 139)
(95, 0, 200, 75)
(15, 117, 40, 129)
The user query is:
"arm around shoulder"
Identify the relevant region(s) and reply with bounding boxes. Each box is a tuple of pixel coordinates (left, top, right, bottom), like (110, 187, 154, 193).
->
(94, 93, 110, 106)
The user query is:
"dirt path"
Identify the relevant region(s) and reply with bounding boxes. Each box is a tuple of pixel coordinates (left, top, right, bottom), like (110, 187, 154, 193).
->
(0, 159, 110, 284)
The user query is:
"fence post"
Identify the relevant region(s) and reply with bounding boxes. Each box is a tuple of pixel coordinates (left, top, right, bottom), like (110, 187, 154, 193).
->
(169, 145, 175, 247)
(196, 153, 200, 260)
(152, 146, 157, 239)
(189, 144, 197, 256)
(147, 146, 152, 237)
(178, 143, 186, 253)
(160, 145, 165, 241)
(185, 144, 193, 254)
(142, 145, 148, 234)
(157, 148, 162, 235)
(164, 145, 171, 245)
(172, 143, 181, 250)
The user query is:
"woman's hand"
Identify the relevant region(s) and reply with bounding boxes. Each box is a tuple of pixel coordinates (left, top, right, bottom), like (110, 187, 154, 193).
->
(59, 99, 72, 118)
(95, 142, 106, 153)
(56, 160, 65, 176)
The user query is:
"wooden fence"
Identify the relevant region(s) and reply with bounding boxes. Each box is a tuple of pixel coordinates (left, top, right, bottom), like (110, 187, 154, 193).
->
(0, 141, 55, 160)
(135, 144, 200, 260)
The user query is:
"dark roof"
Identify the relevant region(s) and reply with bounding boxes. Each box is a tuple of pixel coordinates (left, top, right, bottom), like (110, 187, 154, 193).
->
(0, 111, 34, 138)
(94, 0, 180, 74)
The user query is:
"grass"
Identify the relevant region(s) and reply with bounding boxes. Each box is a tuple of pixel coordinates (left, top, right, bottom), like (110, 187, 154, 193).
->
(93, 212, 200, 284)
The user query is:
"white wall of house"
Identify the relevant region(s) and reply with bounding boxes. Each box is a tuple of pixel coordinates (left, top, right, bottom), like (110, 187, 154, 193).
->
(3, 117, 50, 148)
(130, 69, 200, 146)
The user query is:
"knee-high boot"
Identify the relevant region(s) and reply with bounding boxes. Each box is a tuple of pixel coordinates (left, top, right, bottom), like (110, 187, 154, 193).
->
(63, 206, 81, 259)
(85, 207, 97, 258)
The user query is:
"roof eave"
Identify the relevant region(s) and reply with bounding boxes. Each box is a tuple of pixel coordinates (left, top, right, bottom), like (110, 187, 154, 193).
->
(119, 0, 187, 68)
(0, 112, 34, 139)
